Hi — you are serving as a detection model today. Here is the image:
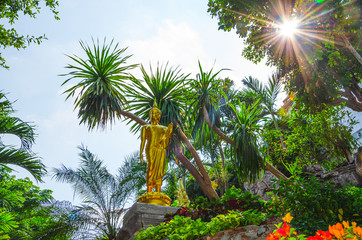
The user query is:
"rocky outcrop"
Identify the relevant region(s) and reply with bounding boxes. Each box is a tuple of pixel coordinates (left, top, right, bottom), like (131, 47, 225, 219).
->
(202, 215, 282, 240)
(243, 171, 279, 200)
(302, 164, 362, 187)
(245, 163, 362, 200)
(116, 203, 178, 240)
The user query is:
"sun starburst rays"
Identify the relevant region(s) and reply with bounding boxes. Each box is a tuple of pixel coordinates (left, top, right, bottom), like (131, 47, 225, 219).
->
(243, 1, 356, 68)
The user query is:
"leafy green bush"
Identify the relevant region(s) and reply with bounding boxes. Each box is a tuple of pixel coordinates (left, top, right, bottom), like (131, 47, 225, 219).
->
(134, 210, 266, 240)
(166, 186, 264, 222)
(267, 176, 362, 234)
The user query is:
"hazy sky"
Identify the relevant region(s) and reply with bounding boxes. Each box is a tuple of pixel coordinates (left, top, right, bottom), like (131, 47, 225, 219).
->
(4, 0, 352, 205)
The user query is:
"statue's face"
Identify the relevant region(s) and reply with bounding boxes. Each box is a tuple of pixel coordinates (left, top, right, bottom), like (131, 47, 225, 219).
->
(151, 110, 161, 122)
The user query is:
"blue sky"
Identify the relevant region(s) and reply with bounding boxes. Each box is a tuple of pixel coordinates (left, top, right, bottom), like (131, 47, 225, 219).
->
(7, 0, 359, 205)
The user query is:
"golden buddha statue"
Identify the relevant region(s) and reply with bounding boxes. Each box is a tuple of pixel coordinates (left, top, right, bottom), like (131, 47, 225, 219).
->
(137, 101, 173, 206)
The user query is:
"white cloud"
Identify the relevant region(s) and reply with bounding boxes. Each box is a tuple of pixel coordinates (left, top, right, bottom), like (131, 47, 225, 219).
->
(126, 20, 206, 75)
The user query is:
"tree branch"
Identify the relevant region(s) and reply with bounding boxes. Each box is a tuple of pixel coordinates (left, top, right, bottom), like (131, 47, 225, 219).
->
(176, 124, 211, 183)
(340, 33, 362, 65)
(118, 109, 148, 125)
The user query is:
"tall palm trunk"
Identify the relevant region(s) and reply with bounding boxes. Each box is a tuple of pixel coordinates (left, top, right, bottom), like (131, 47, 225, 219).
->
(202, 105, 288, 181)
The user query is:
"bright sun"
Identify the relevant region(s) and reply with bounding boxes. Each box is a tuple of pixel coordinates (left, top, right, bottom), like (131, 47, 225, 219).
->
(278, 20, 299, 37)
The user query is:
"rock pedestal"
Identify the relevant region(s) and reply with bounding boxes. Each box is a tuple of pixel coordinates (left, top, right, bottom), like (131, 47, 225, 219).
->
(116, 202, 178, 240)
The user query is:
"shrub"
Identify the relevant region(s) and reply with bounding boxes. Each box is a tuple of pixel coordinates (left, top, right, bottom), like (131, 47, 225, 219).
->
(165, 186, 264, 222)
(135, 210, 266, 240)
(267, 176, 362, 234)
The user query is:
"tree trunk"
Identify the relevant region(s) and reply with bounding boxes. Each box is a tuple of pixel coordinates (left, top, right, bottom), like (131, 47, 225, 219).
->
(173, 138, 219, 200)
(118, 110, 147, 125)
(202, 105, 288, 180)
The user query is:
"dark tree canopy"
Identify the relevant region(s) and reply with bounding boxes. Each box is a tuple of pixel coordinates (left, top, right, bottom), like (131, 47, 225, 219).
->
(0, 0, 59, 69)
(208, 0, 362, 111)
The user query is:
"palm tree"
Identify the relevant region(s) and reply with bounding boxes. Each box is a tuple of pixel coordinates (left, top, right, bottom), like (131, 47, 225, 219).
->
(60, 38, 138, 130)
(0, 91, 46, 181)
(125, 63, 189, 133)
(118, 151, 147, 197)
(190, 65, 288, 181)
(124, 63, 219, 200)
(53, 145, 133, 240)
(61, 40, 220, 200)
(227, 100, 266, 184)
(242, 74, 286, 148)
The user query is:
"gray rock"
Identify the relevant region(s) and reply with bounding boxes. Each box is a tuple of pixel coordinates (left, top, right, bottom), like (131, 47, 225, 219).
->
(243, 171, 278, 200)
(233, 235, 242, 240)
(321, 164, 361, 187)
(116, 202, 178, 240)
(220, 234, 231, 240)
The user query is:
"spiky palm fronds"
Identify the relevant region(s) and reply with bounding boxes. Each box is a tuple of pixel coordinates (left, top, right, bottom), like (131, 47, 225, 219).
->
(125, 63, 190, 133)
(61, 39, 138, 130)
(117, 151, 146, 198)
(242, 74, 283, 115)
(31, 201, 92, 240)
(0, 117, 35, 150)
(0, 91, 45, 181)
(0, 147, 45, 182)
(228, 100, 266, 184)
(52, 145, 130, 239)
(188, 62, 227, 142)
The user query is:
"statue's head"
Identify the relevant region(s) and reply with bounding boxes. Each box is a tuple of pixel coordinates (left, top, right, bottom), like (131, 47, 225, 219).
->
(149, 101, 161, 124)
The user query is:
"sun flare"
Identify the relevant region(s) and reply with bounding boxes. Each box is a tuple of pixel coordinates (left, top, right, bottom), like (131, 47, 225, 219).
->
(278, 20, 299, 37)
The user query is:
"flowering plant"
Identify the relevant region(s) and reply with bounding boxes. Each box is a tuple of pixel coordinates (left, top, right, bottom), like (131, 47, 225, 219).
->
(267, 214, 362, 240)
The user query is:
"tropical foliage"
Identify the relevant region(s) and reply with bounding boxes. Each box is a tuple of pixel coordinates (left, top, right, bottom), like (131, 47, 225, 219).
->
(61, 39, 138, 130)
(0, 91, 46, 181)
(0, 167, 79, 239)
(267, 177, 362, 234)
(207, 0, 362, 111)
(53, 145, 135, 240)
(0, 0, 59, 69)
(262, 104, 358, 174)
(135, 209, 265, 240)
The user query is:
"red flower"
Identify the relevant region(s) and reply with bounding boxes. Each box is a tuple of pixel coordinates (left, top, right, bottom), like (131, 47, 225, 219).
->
(266, 233, 279, 240)
(276, 227, 287, 236)
(283, 222, 291, 234)
(316, 230, 332, 240)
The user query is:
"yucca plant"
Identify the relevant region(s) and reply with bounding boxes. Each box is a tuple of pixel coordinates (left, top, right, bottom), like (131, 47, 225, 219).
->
(188, 61, 227, 143)
(125, 63, 190, 133)
(228, 100, 266, 184)
(242, 74, 283, 133)
(61, 38, 138, 130)
(61, 40, 220, 200)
